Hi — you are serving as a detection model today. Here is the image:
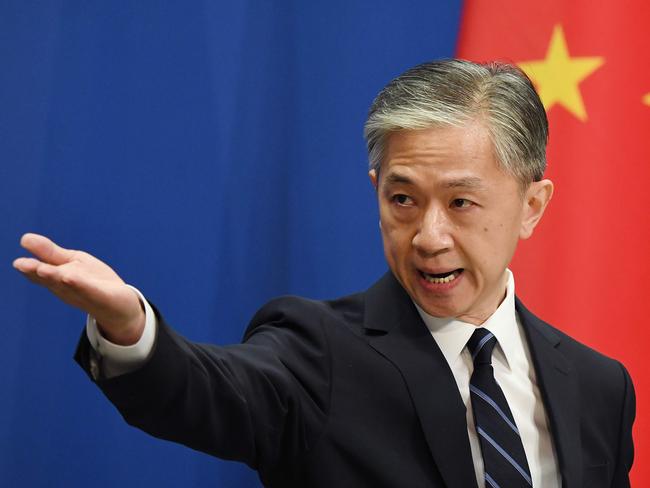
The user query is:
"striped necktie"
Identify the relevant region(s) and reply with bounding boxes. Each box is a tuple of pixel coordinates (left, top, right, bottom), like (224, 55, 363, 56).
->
(467, 328, 532, 487)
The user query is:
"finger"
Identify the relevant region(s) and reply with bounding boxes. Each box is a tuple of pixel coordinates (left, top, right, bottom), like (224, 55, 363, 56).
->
(13, 258, 66, 283)
(15, 260, 85, 302)
(34, 261, 65, 280)
(13, 258, 60, 288)
(18, 268, 87, 309)
(16, 268, 50, 287)
(14, 257, 63, 282)
(13, 257, 42, 273)
(20, 233, 77, 265)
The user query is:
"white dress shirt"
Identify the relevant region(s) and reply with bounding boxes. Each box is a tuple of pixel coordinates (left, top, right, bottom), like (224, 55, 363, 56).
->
(88, 271, 561, 487)
(415, 270, 561, 488)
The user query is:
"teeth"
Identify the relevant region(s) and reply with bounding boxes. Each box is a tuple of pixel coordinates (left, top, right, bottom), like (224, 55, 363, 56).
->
(423, 270, 460, 284)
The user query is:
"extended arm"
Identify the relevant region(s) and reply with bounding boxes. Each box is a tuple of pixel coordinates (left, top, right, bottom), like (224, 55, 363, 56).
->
(14, 233, 331, 484)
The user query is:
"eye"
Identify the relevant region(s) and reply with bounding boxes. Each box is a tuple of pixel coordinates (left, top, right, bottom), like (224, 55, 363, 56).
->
(451, 198, 473, 209)
(391, 194, 414, 206)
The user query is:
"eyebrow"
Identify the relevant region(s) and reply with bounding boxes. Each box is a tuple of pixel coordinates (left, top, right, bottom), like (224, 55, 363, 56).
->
(383, 172, 486, 190)
(384, 173, 414, 185)
(442, 176, 486, 190)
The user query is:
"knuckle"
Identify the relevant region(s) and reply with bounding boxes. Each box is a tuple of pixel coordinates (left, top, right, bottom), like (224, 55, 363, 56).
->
(60, 271, 77, 286)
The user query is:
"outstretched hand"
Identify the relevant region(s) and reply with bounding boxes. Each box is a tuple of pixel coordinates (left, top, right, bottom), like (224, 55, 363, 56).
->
(13, 233, 145, 345)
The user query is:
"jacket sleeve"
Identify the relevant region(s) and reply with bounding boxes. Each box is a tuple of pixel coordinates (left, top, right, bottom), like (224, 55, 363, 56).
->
(610, 361, 636, 487)
(74, 297, 332, 475)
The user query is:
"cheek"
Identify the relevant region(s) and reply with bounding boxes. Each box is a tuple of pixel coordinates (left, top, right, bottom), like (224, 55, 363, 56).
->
(470, 220, 520, 271)
(380, 224, 400, 253)
(380, 222, 411, 262)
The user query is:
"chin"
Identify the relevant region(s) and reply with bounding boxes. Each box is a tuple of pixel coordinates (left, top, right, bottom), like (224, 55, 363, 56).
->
(416, 297, 463, 319)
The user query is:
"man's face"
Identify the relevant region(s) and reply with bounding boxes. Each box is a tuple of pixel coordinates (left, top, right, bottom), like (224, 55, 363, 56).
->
(371, 121, 550, 324)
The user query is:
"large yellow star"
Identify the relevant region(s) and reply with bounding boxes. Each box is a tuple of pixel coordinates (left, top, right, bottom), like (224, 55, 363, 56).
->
(518, 25, 604, 121)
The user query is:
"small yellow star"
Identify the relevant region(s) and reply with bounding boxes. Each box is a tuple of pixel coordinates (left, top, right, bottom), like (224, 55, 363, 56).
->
(643, 93, 650, 106)
(518, 25, 604, 121)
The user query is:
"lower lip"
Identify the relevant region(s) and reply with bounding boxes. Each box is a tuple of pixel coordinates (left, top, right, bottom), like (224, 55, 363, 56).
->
(417, 270, 464, 294)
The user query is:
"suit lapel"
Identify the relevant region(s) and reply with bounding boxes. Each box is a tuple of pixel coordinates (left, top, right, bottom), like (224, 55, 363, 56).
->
(516, 299, 582, 488)
(363, 273, 478, 488)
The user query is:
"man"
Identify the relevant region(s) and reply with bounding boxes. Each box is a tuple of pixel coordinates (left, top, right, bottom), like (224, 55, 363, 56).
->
(14, 60, 634, 487)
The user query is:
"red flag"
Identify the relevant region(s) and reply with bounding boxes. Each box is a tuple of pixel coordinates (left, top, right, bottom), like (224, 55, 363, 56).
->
(457, 2, 650, 484)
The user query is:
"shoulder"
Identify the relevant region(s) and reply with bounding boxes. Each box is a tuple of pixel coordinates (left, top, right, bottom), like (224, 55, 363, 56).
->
(517, 297, 633, 391)
(243, 291, 367, 342)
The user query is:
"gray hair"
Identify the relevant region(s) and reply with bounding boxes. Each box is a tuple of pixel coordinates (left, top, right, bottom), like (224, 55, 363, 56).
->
(364, 59, 548, 186)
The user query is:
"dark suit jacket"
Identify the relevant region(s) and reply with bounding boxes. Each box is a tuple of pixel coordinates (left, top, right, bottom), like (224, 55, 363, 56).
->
(76, 272, 635, 487)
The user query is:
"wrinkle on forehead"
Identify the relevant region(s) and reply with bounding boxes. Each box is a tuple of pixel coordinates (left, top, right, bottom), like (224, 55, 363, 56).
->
(383, 170, 488, 192)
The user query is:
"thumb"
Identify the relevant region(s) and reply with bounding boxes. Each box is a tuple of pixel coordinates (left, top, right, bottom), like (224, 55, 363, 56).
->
(20, 233, 77, 265)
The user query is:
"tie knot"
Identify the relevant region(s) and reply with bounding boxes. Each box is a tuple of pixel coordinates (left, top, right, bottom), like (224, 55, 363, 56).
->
(467, 328, 497, 365)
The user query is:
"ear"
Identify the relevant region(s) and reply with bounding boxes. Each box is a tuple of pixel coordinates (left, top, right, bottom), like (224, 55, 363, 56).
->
(369, 169, 378, 191)
(519, 179, 554, 240)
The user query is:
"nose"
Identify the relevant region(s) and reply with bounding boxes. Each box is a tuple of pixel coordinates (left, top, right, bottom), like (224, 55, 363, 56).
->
(412, 205, 454, 257)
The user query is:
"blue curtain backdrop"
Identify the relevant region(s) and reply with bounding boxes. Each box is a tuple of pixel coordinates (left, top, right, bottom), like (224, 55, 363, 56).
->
(1, 1, 462, 486)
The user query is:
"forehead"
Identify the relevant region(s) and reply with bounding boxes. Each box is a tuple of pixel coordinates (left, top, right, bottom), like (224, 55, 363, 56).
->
(381, 122, 503, 186)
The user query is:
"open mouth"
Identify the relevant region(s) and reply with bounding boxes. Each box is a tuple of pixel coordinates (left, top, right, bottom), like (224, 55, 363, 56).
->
(419, 268, 464, 284)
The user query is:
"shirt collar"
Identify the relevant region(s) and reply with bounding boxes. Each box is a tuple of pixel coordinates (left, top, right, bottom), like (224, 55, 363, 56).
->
(414, 269, 521, 371)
